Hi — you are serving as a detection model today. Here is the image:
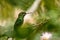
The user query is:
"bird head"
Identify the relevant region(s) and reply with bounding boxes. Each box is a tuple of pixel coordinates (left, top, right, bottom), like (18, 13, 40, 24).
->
(18, 12, 26, 17)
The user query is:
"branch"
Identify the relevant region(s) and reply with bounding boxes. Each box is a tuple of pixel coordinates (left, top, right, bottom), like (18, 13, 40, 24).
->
(26, 0, 41, 14)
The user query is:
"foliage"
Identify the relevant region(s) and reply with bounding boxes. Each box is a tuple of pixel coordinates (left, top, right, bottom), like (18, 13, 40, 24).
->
(6, 0, 34, 10)
(0, 0, 60, 40)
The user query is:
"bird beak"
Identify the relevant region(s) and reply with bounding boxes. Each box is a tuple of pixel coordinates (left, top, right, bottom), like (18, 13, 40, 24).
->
(26, 12, 33, 14)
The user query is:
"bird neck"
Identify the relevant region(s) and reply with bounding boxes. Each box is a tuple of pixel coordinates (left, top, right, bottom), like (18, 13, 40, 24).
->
(19, 16, 25, 20)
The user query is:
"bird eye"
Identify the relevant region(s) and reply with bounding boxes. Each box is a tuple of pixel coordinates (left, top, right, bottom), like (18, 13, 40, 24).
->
(23, 12, 26, 15)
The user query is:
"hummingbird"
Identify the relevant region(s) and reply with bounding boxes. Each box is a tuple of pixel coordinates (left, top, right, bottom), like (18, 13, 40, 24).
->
(14, 12, 26, 30)
(14, 12, 34, 39)
(14, 12, 26, 38)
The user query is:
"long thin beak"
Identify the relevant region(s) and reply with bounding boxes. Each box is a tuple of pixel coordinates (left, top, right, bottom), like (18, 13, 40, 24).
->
(26, 12, 33, 14)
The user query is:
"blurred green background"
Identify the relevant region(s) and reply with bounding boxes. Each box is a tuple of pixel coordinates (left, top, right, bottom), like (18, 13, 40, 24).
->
(0, 0, 60, 40)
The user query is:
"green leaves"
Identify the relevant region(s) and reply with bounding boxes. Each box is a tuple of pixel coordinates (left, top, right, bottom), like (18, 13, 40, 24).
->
(43, 0, 57, 10)
(7, 0, 34, 10)
(15, 23, 35, 38)
(0, 20, 14, 37)
(0, 0, 14, 20)
(0, 0, 60, 40)
(47, 10, 60, 26)
(42, 10, 60, 32)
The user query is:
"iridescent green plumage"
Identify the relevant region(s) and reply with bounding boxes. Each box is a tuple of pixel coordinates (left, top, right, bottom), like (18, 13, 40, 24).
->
(14, 12, 26, 29)
(14, 12, 26, 38)
(14, 12, 34, 38)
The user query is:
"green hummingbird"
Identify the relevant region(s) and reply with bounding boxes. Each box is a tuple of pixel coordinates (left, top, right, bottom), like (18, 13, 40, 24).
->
(14, 12, 26, 30)
(14, 12, 34, 39)
(14, 12, 26, 38)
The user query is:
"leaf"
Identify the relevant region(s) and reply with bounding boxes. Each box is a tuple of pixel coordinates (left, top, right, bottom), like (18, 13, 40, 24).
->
(6, 0, 34, 10)
(43, 0, 57, 10)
